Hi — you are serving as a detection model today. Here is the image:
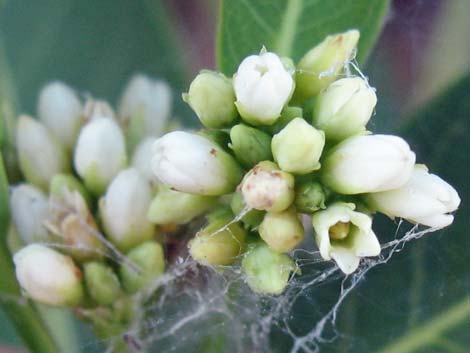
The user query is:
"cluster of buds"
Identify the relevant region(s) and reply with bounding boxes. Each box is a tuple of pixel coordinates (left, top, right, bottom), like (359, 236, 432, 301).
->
(9, 75, 180, 337)
(152, 30, 460, 294)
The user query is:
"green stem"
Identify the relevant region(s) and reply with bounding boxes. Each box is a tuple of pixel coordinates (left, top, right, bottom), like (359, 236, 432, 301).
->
(0, 153, 59, 353)
(376, 297, 470, 353)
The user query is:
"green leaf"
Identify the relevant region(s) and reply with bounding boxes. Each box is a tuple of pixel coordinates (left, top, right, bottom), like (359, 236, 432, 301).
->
(217, 0, 390, 75)
(0, 153, 60, 353)
(0, 0, 188, 114)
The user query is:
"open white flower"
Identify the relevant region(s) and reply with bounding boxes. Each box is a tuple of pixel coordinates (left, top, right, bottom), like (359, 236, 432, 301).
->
(152, 131, 243, 196)
(312, 202, 380, 274)
(365, 165, 460, 228)
(322, 134, 415, 194)
(14, 244, 83, 306)
(234, 51, 294, 126)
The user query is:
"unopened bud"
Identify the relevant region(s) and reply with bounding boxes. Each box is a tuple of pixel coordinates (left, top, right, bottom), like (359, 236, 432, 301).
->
(152, 131, 243, 196)
(266, 106, 303, 134)
(83, 99, 115, 122)
(234, 51, 294, 126)
(120, 241, 165, 294)
(118, 74, 172, 150)
(294, 180, 327, 213)
(188, 210, 246, 266)
(229, 124, 272, 168)
(74, 117, 127, 196)
(242, 242, 296, 295)
(10, 184, 49, 244)
(183, 70, 237, 128)
(259, 208, 304, 253)
(84, 262, 121, 306)
(37, 82, 83, 150)
(239, 161, 294, 212)
(147, 186, 217, 225)
(272, 118, 325, 174)
(131, 137, 160, 187)
(313, 77, 377, 141)
(100, 168, 154, 251)
(321, 134, 416, 194)
(14, 244, 84, 306)
(293, 30, 360, 103)
(17, 115, 69, 191)
(230, 192, 264, 230)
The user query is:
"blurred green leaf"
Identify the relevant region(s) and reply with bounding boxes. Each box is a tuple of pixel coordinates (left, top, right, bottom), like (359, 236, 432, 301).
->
(217, 0, 390, 75)
(0, 0, 188, 115)
(0, 153, 60, 353)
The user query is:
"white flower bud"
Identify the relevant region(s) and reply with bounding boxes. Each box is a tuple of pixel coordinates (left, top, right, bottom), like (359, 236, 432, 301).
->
(17, 115, 70, 191)
(152, 131, 243, 196)
(365, 165, 460, 228)
(312, 202, 380, 274)
(313, 77, 377, 141)
(73, 117, 127, 196)
(37, 81, 83, 150)
(239, 161, 295, 212)
(234, 51, 294, 126)
(271, 118, 325, 174)
(118, 74, 172, 148)
(131, 137, 159, 187)
(14, 244, 84, 306)
(322, 134, 416, 194)
(10, 184, 49, 244)
(100, 168, 154, 251)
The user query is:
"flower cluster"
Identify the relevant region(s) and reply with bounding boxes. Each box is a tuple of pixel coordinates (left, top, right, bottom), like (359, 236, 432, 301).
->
(152, 30, 460, 293)
(10, 75, 178, 336)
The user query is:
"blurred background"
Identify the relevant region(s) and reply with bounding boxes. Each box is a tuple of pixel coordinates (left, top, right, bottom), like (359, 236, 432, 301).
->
(0, 0, 468, 352)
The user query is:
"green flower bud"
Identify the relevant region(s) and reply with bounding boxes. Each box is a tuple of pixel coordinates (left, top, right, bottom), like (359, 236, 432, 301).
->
(147, 187, 217, 225)
(239, 161, 295, 212)
(294, 180, 327, 213)
(100, 168, 154, 251)
(10, 184, 49, 244)
(259, 208, 304, 252)
(230, 192, 264, 230)
(120, 241, 165, 294)
(84, 262, 122, 306)
(242, 242, 296, 295)
(17, 115, 70, 191)
(293, 30, 360, 103)
(197, 129, 231, 152)
(182, 70, 237, 129)
(49, 174, 92, 209)
(14, 244, 84, 306)
(188, 211, 246, 266)
(229, 124, 272, 168)
(271, 118, 325, 174)
(313, 77, 377, 141)
(266, 106, 303, 135)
